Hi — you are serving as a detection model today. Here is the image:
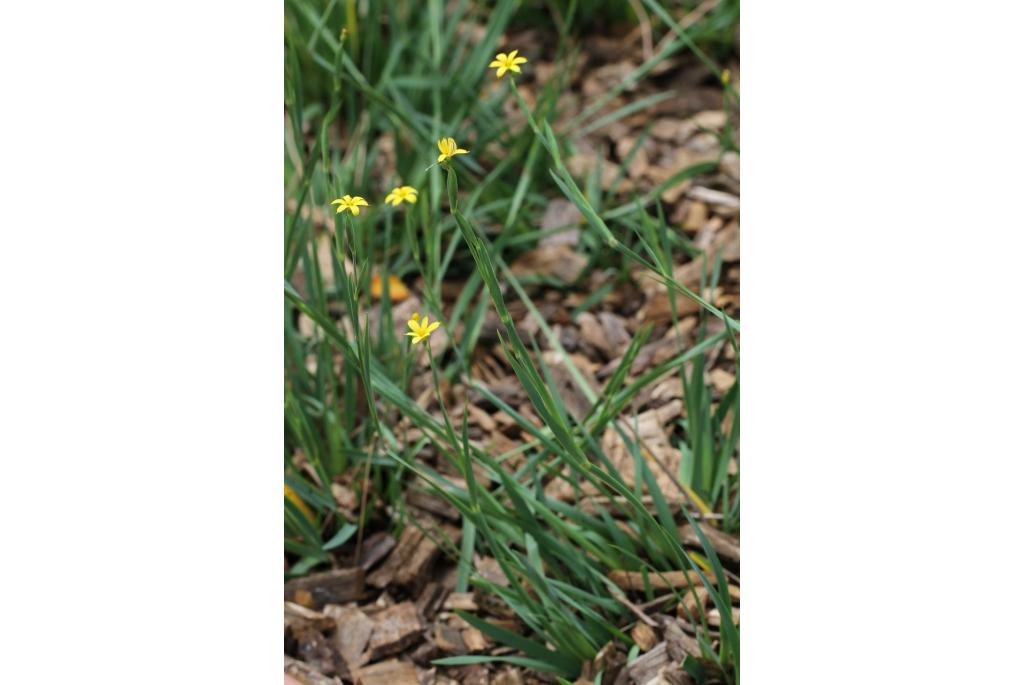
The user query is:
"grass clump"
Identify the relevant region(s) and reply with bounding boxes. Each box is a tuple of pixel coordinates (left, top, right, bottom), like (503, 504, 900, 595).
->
(285, 1, 739, 681)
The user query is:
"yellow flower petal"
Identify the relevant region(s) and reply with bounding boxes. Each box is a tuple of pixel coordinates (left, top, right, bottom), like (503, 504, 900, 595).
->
(488, 59, 502, 68)
(426, 321, 440, 334)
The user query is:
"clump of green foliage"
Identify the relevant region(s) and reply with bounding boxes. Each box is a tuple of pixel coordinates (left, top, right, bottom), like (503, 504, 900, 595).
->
(285, 0, 739, 681)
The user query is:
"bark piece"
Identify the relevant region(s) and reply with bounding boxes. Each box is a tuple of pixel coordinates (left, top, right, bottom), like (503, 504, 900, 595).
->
(285, 601, 335, 633)
(288, 623, 346, 678)
(580, 641, 627, 685)
(597, 312, 631, 358)
(708, 607, 739, 627)
(608, 570, 705, 592)
(707, 368, 735, 394)
(677, 587, 709, 623)
(466, 401, 498, 432)
(678, 524, 740, 566)
(686, 186, 739, 210)
(285, 655, 343, 685)
(366, 602, 424, 661)
(631, 622, 659, 652)
(493, 668, 524, 685)
(354, 659, 420, 685)
(640, 667, 692, 685)
(416, 581, 449, 621)
(358, 532, 397, 571)
(462, 627, 488, 652)
(285, 567, 364, 609)
(664, 619, 702, 661)
(445, 664, 489, 685)
(367, 519, 460, 592)
(435, 623, 467, 654)
(409, 637, 439, 666)
(323, 604, 374, 669)
(683, 202, 708, 232)
(443, 592, 478, 611)
(613, 642, 669, 685)
(407, 488, 460, 521)
(509, 244, 587, 284)
(540, 198, 582, 248)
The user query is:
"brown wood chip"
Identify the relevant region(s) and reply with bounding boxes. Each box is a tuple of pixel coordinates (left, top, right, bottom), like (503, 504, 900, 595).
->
(285, 601, 336, 633)
(367, 518, 460, 591)
(286, 567, 365, 609)
(435, 622, 467, 654)
(407, 488, 460, 521)
(416, 581, 449, 621)
(462, 626, 488, 652)
(323, 604, 374, 669)
(707, 368, 736, 394)
(615, 642, 669, 685)
(664, 618, 702, 661)
(630, 622, 659, 652)
(288, 622, 346, 678)
(443, 592, 478, 612)
(285, 655, 344, 685)
(358, 531, 397, 571)
(678, 524, 740, 565)
(609, 569, 705, 592)
(686, 185, 739, 210)
(707, 606, 739, 628)
(366, 602, 424, 661)
(509, 243, 587, 284)
(540, 198, 582, 247)
(492, 667, 525, 685)
(677, 586, 709, 623)
(354, 659, 420, 685)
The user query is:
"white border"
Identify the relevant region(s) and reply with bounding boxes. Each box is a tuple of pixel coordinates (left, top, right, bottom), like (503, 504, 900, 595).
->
(3, 2, 282, 682)
(744, 1, 1024, 682)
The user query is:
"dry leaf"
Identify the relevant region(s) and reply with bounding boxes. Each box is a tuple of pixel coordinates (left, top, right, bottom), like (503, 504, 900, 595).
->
(509, 244, 587, 284)
(370, 273, 410, 302)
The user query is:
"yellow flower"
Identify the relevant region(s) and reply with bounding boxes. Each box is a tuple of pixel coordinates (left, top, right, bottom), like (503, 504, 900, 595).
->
(406, 313, 440, 345)
(331, 194, 369, 216)
(489, 49, 528, 78)
(721, 69, 731, 86)
(436, 137, 469, 164)
(384, 185, 418, 206)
